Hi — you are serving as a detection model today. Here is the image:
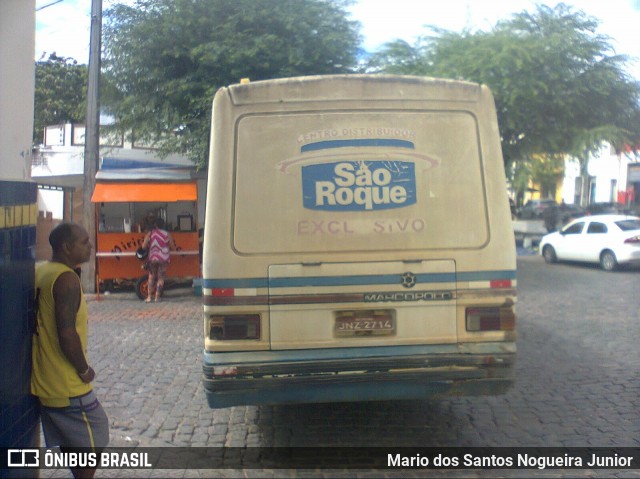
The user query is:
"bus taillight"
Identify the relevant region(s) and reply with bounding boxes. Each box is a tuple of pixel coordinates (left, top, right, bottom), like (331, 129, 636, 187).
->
(208, 315, 261, 340)
(466, 306, 515, 332)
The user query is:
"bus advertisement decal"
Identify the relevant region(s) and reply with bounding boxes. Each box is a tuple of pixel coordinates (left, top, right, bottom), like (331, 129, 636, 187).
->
(302, 161, 416, 211)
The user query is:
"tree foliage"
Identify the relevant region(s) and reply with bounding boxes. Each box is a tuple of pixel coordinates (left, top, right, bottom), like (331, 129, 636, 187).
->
(33, 53, 87, 144)
(103, 0, 362, 168)
(367, 4, 640, 166)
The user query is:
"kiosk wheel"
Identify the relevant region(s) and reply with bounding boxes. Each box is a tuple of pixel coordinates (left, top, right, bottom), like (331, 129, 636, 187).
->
(135, 276, 149, 300)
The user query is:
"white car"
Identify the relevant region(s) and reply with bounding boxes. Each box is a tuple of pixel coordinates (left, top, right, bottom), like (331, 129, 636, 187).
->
(540, 214, 640, 271)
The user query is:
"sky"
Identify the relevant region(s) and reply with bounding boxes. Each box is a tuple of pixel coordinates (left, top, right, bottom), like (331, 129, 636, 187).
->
(35, 0, 640, 78)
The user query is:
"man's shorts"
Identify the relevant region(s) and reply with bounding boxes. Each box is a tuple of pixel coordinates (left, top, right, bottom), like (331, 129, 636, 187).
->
(40, 390, 110, 450)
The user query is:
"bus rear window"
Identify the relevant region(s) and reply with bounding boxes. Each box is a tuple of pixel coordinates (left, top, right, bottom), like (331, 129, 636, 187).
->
(233, 110, 488, 254)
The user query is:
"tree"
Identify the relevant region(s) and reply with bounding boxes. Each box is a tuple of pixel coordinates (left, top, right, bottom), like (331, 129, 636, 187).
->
(33, 53, 87, 144)
(102, 0, 362, 168)
(529, 154, 565, 199)
(367, 4, 640, 203)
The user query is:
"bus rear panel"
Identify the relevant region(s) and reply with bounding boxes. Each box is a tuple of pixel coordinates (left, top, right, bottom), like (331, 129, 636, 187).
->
(202, 75, 516, 408)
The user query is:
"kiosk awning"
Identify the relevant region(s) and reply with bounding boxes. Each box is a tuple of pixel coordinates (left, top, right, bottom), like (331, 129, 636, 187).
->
(91, 182, 197, 202)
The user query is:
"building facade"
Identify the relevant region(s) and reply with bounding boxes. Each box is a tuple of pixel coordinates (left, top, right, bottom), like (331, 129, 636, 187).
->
(515, 143, 639, 214)
(561, 142, 639, 212)
(0, 0, 40, 458)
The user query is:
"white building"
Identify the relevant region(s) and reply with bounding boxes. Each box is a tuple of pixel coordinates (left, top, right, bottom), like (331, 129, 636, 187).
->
(31, 123, 206, 222)
(0, 0, 35, 181)
(561, 142, 639, 211)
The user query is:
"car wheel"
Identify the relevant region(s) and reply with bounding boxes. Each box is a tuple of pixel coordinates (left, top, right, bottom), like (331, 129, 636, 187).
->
(135, 275, 149, 300)
(600, 250, 618, 272)
(542, 245, 557, 264)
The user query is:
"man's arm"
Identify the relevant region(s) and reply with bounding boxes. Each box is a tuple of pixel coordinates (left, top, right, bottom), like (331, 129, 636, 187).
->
(53, 271, 95, 383)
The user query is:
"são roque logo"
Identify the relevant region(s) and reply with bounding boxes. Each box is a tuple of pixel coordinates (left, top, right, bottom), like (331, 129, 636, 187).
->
(302, 161, 416, 211)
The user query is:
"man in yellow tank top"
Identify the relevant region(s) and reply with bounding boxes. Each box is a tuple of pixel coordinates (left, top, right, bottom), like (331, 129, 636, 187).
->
(31, 223, 109, 478)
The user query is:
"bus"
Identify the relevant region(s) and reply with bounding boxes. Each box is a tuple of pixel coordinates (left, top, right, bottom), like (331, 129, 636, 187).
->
(202, 75, 516, 408)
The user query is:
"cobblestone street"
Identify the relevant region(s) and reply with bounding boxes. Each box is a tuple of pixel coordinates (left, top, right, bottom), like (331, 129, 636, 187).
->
(40, 257, 640, 478)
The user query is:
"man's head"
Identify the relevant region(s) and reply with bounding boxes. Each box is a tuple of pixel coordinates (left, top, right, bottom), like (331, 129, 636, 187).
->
(49, 223, 92, 266)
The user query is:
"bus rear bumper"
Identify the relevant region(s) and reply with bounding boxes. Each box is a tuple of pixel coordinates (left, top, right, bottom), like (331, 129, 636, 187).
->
(203, 343, 515, 408)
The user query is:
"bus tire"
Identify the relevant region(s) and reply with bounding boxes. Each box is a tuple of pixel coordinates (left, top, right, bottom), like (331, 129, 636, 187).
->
(135, 275, 149, 300)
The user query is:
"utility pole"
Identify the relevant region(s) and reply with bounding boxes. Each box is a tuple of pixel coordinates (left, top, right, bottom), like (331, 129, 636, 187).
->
(81, 0, 102, 293)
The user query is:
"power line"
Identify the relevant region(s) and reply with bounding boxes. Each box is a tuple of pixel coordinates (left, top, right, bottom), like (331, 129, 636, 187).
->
(36, 0, 65, 12)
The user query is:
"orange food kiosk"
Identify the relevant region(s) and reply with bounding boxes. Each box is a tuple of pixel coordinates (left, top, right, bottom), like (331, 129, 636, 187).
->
(91, 181, 200, 299)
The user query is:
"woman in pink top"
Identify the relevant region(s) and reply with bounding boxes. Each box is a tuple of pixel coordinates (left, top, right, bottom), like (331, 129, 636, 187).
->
(142, 218, 176, 302)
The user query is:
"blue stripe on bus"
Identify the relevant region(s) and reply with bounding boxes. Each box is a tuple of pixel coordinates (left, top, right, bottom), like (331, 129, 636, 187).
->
(202, 270, 516, 290)
(270, 272, 456, 288)
(456, 270, 517, 282)
(204, 277, 268, 289)
(300, 138, 415, 153)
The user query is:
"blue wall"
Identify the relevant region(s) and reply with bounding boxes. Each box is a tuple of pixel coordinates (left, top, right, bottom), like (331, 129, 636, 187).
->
(0, 180, 39, 453)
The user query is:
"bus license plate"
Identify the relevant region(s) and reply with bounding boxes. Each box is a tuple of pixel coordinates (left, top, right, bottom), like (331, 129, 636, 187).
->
(335, 313, 395, 337)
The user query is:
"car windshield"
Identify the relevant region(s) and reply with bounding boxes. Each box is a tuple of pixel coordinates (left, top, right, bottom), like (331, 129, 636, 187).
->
(615, 219, 640, 231)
